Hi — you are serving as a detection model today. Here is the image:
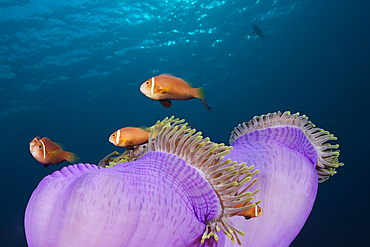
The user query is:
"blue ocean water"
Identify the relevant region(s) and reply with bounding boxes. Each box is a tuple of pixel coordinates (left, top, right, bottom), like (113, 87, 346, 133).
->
(0, 0, 369, 246)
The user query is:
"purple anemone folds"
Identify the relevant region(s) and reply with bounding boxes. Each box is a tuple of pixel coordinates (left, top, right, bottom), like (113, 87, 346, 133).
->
(25, 117, 260, 247)
(25, 157, 216, 246)
(225, 111, 342, 247)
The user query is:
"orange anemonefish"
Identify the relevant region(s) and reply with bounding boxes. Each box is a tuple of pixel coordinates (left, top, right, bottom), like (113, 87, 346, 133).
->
(233, 202, 264, 220)
(109, 127, 151, 149)
(29, 136, 79, 168)
(139, 74, 211, 111)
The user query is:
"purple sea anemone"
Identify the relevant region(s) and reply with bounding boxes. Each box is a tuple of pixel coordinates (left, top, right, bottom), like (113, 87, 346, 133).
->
(24, 112, 342, 246)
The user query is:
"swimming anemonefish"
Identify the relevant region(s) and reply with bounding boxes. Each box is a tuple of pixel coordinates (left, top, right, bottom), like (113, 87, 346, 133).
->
(109, 127, 151, 149)
(233, 202, 264, 220)
(29, 136, 79, 168)
(139, 74, 211, 111)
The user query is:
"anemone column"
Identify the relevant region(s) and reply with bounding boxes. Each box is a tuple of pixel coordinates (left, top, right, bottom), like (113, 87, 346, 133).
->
(224, 111, 342, 247)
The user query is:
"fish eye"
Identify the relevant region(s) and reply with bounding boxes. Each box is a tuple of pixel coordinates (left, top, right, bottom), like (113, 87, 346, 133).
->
(146, 81, 149, 84)
(112, 134, 116, 137)
(38, 145, 42, 149)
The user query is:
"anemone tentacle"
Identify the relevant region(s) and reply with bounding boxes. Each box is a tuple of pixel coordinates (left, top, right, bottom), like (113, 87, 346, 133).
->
(139, 117, 260, 245)
(229, 111, 343, 182)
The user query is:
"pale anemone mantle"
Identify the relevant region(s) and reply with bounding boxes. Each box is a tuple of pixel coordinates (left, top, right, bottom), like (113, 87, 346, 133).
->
(25, 117, 260, 247)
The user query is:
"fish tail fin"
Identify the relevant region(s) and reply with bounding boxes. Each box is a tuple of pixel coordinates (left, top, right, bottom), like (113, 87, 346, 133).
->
(66, 152, 80, 164)
(195, 88, 211, 111)
(197, 87, 206, 99)
(197, 88, 211, 111)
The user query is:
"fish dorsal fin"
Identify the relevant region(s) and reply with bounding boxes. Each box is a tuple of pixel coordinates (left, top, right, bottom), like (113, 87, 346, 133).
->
(159, 100, 172, 108)
(182, 78, 193, 87)
(138, 126, 150, 132)
(158, 86, 171, 94)
(159, 73, 176, 77)
(54, 142, 65, 150)
(160, 73, 193, 87)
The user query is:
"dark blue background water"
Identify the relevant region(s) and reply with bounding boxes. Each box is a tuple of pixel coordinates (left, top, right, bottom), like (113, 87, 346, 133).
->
(1, 0, 369, 246)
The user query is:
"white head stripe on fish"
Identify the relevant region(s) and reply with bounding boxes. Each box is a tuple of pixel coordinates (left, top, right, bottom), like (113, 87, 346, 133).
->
(40, 140, 46, 159)
(151, 77, 155, 95)
(33, 137, 38, 144)
(254, 205, 257, 216)
(116, 130, 120, 145)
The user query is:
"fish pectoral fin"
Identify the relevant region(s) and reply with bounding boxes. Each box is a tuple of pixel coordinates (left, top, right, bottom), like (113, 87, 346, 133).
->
(159, 100, 172, 108)
(158, 86, 171, 94)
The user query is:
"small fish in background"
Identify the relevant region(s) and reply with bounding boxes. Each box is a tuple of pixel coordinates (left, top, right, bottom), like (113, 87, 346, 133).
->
(109, 127, 151, 150)
(29, 137, 79, 168)
(139, 74, 211, 111)
(233, 202, 264, 220)
(252, 24, 265, 42)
